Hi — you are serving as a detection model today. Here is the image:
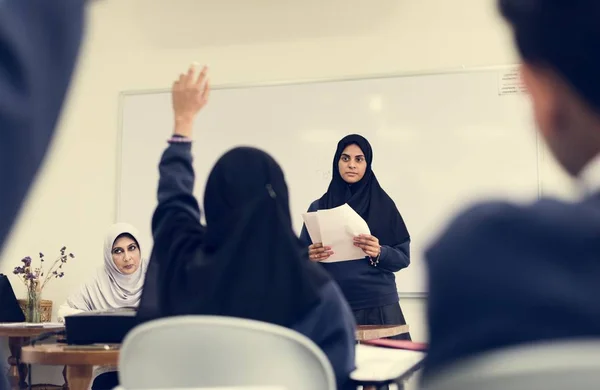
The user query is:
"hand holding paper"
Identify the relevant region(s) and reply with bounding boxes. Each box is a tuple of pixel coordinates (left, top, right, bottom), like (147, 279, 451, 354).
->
(353, 234, 380, 258)
(302, 204, 370, 262)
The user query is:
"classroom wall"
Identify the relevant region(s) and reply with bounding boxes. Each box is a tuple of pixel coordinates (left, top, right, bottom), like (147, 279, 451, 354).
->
(1, 0, 567, 384)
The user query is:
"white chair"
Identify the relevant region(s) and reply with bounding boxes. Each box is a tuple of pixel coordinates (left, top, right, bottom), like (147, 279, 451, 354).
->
(420, 339, 600, 390)
(116, 315, 336, 390)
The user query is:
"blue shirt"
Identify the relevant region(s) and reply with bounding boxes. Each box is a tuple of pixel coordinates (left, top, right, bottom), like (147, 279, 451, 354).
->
(424, 194, 600, 379)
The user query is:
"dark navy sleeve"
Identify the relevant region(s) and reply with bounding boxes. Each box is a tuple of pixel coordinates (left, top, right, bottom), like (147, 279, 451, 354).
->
(140, 142, 205, 320)
(291, 280, 357, 390)
(423, 201, 527, 379)
(0, 0, 85, 250)
(378, 239, 411, 272)
(152, 143, 202, 242)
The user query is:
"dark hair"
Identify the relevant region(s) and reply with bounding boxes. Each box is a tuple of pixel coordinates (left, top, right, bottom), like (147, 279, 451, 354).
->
(113, 233, 140, 250)
(499, 0, 600, 112)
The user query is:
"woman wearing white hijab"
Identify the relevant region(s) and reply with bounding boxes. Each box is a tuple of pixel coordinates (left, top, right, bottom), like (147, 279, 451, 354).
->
(58, 222, 147, 389)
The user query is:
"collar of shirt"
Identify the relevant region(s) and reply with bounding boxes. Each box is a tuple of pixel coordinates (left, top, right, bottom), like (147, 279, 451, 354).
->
(578, 153, 600, 197)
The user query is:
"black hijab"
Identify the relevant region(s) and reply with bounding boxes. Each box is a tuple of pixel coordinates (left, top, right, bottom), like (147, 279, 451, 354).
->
(318, 134, 410, 247)
(156, 147, 330, 327)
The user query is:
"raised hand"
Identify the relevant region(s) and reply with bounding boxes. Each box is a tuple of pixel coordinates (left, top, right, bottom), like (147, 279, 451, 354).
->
(172, 64, 211, 138)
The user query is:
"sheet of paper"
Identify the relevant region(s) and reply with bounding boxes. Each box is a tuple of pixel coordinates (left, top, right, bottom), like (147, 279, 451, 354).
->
(301, 212, 322, 243)
(317, 204, 370, 262)
(352, 344, 425, 382)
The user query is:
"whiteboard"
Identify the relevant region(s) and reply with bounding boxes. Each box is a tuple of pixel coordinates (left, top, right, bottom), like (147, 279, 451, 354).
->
(118, 67, 540, 295)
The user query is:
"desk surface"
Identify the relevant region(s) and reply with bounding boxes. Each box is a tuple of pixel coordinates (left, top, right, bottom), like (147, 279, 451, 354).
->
(0, 324, 64, 338)
(356, 324, 409, 341)
(21, 344, 119, 366)
(20, 324, 408, 365)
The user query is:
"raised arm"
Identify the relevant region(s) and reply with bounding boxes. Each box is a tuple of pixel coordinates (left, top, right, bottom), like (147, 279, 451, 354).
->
(151, 65, 211, 246)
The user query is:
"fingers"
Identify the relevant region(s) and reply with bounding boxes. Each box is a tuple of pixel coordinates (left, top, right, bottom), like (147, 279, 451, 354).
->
(308, 243, 333, 262)
(353, 235, 380, 257)
(195, 65, 208, 87)
(202, 79, 211, 103)
(174, 63, 206, 87)
(355, 234, 378, 243)
(354, 243, 379, 256)
(185, 65, 195, 85)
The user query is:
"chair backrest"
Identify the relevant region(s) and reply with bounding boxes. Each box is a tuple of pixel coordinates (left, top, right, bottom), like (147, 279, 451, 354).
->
(421, 339, 600, 390)
(118, 315, 336, 390)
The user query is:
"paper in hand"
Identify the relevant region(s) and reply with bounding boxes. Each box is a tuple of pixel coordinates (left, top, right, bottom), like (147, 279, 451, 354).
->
(316, 204, 370, 262)
(301, 212, 322, 243)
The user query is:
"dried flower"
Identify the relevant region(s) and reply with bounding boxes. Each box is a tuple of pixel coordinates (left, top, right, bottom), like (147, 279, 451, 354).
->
(21, 257, 32, 266)
(15, 246, 75, 293)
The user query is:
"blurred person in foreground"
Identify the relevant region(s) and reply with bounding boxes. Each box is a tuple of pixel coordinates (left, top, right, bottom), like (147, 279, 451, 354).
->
(0, 1, 87, 388)
(423, 0, 600, 381)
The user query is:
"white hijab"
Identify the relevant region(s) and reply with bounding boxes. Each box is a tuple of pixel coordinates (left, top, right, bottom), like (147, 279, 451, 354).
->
(66, 223, 147, 311)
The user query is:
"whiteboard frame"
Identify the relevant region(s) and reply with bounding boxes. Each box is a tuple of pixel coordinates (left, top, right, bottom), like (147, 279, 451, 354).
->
(116, 63, 534, 299)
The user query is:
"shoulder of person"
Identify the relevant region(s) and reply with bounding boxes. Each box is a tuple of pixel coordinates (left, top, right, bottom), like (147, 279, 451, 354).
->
(426, 197, 597, 266)
(308, 199, 320, 212)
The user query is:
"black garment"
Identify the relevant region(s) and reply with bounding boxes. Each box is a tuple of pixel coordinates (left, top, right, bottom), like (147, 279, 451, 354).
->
(317, 134, 410, 248)
(300, 134, 411, 312)
(0, 0, 85, 250)
(91, 372, 119, 390)
(423, 194, 600, 380)
(354, 303, 412, 341)
(144, 145, 330, 328)
(0, 2, 85, 389)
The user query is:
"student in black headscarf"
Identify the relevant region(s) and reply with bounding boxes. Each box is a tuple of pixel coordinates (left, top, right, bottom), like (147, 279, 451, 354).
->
(300, 134, 412, 340)
(139, 65, 356, 389)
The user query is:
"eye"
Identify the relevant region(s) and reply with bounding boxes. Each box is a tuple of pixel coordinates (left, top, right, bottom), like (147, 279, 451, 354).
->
(356, 157, 364, 163)
(341, 156, 349, 162)
(113, 248, 123, 254)
(128, 245, 137, 251)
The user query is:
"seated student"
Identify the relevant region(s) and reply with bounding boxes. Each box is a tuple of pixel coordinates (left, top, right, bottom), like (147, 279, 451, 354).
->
(58, 223, 147, 390)
(140, 65, 356, 389)
(423, 0, 600, 382)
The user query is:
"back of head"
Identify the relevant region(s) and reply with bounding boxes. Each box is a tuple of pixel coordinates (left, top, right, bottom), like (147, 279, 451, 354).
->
(190, 147, 329, 326)
(500, 0, 600, 113)
(204, 147, 291, 241)
(500, 0, 600, 175)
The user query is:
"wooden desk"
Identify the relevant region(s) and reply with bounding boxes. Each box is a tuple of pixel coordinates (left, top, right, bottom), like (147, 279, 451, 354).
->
(21, 344, 119, 390)
(0, 325, 64, 389)
(356, 324, 409, 341)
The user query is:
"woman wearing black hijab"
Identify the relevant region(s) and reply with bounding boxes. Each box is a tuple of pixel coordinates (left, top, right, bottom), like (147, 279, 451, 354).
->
(300, 134, 412, 340)
(140, 65, 356, 389)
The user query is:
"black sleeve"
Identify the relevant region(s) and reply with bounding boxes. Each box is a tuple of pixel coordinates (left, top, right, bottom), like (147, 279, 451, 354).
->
(146, 142, 205, 317)
(378, 239, 411, 272)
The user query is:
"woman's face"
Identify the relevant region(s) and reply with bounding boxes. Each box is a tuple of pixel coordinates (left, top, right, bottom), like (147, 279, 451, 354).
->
(338, 143, 367, 184)
(111, 235, 141, 275)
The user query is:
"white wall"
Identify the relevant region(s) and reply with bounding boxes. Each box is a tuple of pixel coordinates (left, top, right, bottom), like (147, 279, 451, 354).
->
(1, 0, 561, 384)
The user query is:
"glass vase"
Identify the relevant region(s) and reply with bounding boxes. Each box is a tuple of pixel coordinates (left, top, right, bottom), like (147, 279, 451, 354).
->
(25, 288, 42, 323)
